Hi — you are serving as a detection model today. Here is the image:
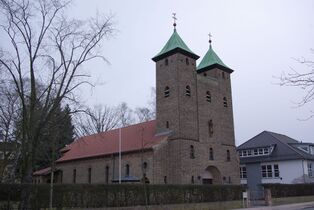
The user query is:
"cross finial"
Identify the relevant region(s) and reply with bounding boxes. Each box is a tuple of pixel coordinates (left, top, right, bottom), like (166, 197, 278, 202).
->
(208, 32, 212, 48)
(172, 13, 177, 29)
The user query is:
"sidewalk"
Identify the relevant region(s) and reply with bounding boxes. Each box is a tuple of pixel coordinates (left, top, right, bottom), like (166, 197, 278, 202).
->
(232, 201, 314, 210)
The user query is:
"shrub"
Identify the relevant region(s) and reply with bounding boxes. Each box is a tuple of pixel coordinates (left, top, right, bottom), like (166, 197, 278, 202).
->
(263, 183, 314, 198)
(0, 184, 244, 208)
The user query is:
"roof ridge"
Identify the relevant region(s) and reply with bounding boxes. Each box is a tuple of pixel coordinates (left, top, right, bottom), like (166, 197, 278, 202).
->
(237, 130, 268, 148)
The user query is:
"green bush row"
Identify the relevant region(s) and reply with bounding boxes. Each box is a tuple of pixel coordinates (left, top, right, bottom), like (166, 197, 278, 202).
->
(0, 184, 244, 208)
(263, 183, 314, 198)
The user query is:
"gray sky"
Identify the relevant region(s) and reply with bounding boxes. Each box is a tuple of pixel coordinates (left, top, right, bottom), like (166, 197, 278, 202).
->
(71, 0, 314, 145)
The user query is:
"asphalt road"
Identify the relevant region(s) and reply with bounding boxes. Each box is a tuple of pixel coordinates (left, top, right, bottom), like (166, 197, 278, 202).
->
(232, 201, 314, 210)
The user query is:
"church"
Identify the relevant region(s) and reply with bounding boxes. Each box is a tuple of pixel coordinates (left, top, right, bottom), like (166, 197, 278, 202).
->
(33, 21, 240, 185)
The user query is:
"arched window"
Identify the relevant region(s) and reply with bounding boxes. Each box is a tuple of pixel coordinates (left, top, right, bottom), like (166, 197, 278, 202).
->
(164, 86, 170, 98)
(164, 176, 167, 184)
(73, 169, 76, 183)
(125, 164, 130, 176)
(165, 58, 168, 66)
(143, 162, 148, 170)
(223, 97, 228, 107)
(190, 145, 195, 159)
(209, 148, 214, 160)
(186, 58, 189, 65)
(185, 85, 191, 96)
(227, 150, 230, 161)
(88, 167, 92, 184)
(206, 91, 211, 102)
(191, 175, 194, 184)
(166, 121, 169, 128)
(105, 166, 109, 184)
(208, 120, 213, 137)
(222, 72, 225, 79)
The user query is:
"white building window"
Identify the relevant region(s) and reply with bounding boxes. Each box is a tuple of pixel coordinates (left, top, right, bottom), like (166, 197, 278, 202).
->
(261, 164, 280, 178)
(308, 163, 313, 177)
(240, 166, 247, 179)
(239, 146, 274, 158)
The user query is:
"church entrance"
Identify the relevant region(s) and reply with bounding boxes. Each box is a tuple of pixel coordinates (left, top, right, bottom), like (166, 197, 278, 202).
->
(202, 166, 221, 185)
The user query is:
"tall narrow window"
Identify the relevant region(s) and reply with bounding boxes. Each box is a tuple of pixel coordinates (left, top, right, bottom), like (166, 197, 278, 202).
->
(164, 86, 170, 98)
(208, 120, 213, 137)
(240, 166, 247, 179)
(166, 121, 169, 129)
(190, 145, 195, 159)
(88, 167, 92, 184)
(222, 72, 225, 79)
(206, 91, 211, 102)
(164, 176, 167, 184)
(223, 97, 228, 107)
(308, 163, 313, 177)
(165, 58, 168, 66)
(105, 166, 109, 184)
(274, 164, 280, 177)
(191, 176, 194, 184)
(227, 150, 230, 161)
(143, 162, 148, 170)
(73, 169, 76, 183)
(209, 148, 214, 160)
(186, 58, 189, 65)
(185, 85, 191, 96)
(126, 164, 130, 176)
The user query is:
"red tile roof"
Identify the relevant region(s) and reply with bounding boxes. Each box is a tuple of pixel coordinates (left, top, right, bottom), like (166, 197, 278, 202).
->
(56, 120, 168, 163)
(33, 167, 51, 176)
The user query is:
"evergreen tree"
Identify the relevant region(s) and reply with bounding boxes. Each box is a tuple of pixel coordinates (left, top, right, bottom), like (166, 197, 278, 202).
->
(34, 105, 74, 170)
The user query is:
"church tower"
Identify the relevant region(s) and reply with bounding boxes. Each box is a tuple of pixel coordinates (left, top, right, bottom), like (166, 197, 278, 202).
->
(152, 20, 239, 185)
(152, 23, 199, 140)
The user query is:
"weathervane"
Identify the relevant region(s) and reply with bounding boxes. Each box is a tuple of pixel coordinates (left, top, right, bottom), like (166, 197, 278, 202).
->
(172, 13, 177, 29)
(208, 32, 212, 48)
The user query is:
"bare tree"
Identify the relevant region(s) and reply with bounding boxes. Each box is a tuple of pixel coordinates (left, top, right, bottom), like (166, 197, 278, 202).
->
(74, 104, 120, 137)
(0, 82, 20, 183)
(135, 107, 154, 123)
(280, 52, 314, 118)
(0, 0, 114, 208)
(134, 87, 156, 123)
(117, 102, 135, 127)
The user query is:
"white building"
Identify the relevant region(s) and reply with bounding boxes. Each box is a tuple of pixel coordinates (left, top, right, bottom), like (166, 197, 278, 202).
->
(237, 131, 314, 194)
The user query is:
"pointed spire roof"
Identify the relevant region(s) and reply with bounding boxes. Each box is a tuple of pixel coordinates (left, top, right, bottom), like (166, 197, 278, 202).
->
(152, 29, 199, 62)
(197, 46, 233, 73)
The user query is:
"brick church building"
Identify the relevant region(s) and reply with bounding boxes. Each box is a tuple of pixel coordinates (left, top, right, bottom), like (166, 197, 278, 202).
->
(34, 23, 240, 185)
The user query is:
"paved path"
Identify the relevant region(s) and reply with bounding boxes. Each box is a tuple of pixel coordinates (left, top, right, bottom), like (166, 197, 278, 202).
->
(233, 201, 314, 210)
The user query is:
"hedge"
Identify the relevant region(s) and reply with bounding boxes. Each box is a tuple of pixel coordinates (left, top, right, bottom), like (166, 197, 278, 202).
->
(0, 184, 244, 209)
(263, 183, 314, 198)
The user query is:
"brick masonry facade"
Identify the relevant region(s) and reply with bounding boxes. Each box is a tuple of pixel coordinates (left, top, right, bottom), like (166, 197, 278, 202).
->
(56, 38, 240, 185)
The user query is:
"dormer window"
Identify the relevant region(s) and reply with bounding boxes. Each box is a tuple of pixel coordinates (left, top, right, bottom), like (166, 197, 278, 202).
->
(206, 91, 211, 102)
(239, 146, 274, 157)
(164, 86, 170, 98)
(185, 85, 191, 96)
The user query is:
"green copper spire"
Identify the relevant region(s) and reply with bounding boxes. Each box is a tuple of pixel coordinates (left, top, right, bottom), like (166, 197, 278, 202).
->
(152, 29, 199, 62)
(197, 35, 233, 73)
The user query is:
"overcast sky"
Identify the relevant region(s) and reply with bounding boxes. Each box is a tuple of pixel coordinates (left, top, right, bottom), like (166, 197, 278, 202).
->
(71, 0, 314, 145)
